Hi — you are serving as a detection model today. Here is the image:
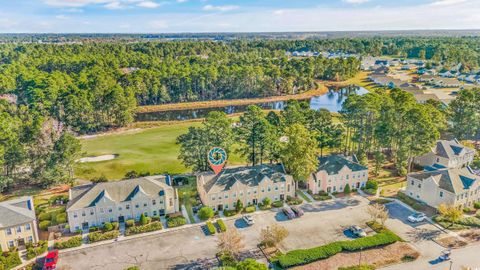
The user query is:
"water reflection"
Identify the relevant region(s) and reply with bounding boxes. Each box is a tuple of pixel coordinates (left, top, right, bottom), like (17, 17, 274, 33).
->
(135, 86, 368, 122)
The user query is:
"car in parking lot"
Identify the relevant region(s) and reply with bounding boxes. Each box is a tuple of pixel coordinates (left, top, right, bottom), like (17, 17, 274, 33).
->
(408, 212, 427, 223)
(290, 205, 304, 217)
(282, 206, 296, 219)
(242, 215, 254, 226)
(43, 250, 59, 270)
(348, 225, 367, 238)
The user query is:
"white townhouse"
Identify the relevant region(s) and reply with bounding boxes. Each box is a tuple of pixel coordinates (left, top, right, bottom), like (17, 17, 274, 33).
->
(66, 176, 179, 232)
(406, 166, 480, 209)
(414, 139, 476, 169)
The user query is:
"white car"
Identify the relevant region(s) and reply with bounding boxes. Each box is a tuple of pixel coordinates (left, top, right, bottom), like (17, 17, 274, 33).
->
(408, 212, 427, 223)
(242, 215, 254, 226)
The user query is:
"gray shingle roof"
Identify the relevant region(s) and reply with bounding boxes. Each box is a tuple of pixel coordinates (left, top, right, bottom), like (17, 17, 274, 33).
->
(199, 164, 292, 194)
(317, 155, 368, 175)
(409, 167, 480, 194)
(0, 197, 36, 228)
(67, 175, 170, 211)
(435, 139, 475, 159)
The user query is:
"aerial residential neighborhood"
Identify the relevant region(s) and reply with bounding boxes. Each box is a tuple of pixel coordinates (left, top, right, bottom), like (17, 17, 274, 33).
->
(2, 1, 480, 270)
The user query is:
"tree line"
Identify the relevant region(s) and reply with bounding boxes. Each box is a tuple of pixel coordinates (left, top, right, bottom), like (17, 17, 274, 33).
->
(0, 42, 360, 134)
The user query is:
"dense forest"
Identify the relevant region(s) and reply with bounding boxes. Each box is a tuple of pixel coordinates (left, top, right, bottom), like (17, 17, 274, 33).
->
(0, 41, 360, 133)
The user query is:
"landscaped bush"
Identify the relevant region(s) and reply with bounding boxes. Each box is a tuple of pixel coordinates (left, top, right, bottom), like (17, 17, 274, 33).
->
(54, 236, 83, 250)
(0, 250, 22, 270)
(223, 209, 238, 217)
(218, 251, 237, 267)
(26, 241, 48, 260)
(286, 196, 302, 205)
(55, 213, 67, 224)
(277, 231, 401, 268)
(206, 221, 216, 235)
(243, 206, 256, 213)
(39, 220, 51, 231)
(198, 207, 215, 220)
(457, 216, 480, 227)
(104, 222, 114, 231)
(126, 219, 135, 227)
(338, 265, 375, 270)
(112, 222, 119, 230)
(89, 226, 100, 232)
(217, 219, 227, 232)
(272, 200, 284, 208)
(312, 194, 332, 201)
(474, 202, 480, 210)
(88, 230, 119, 243)
(38, 212, 52, 222)
(167, 216, 187, 228)
(139, 214, 149, 225)
(258, 203, 272, 210)
(125, 221, 163, 236)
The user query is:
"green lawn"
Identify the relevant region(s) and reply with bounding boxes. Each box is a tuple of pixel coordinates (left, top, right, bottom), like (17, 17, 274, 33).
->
(176, 176, 199, 223)
(296, 190, 313, 203)
(74, 122, 246, 180)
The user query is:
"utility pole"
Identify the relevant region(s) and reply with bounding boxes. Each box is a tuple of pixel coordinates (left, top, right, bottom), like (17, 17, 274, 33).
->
(358, 247, 363, 266)
(449, 261, 453, 270)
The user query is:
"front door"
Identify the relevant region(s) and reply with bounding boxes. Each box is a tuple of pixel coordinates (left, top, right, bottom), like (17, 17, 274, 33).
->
(253, 199, 258, 205)
(217, 204, 223, 211)
(82, 222, 89, 230)
(118, 216, 125, 223)
(280, 194, 285, 201)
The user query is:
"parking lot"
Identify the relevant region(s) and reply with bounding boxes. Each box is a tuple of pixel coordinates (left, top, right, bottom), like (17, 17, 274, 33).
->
(57, 195, 372, 270)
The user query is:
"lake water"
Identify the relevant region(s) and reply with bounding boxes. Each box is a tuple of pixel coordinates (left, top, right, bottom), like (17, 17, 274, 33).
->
(135, 85, 368, 122)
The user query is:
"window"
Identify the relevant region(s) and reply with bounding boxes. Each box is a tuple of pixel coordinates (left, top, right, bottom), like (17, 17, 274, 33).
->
(267, 187, 271, 192)
(73, 213, 78, 218)
(411, 180, 414, 185)
(418, 184, 421, 188)
(6, 228, 11, 235)
(169, 198, 173, 207)
(275, 186, 278, 191)
(91, 210, 94, 215)
(211, 196, 216, 201)
(143, 203, 147, 207)
(440, 191, 443, 198)
(16, 226, 21, 233)
(346, 175, 349, 180)
(8, 241, 14, 248)
(233, 193, 236, 198)
(108, 208, 112, 213)
(118, 207, 122, 211)
(100, 208, 104, 213)
(25, 224, 31, 231)
(135, 204, 139, 208)
(82, 212, 86, 217)
(153, 211, 157, 216)
(262, 189, 265, 193)
(126, 204, 130, 210)
(152, 200, 156, 205)
(224, 194, 228, 199)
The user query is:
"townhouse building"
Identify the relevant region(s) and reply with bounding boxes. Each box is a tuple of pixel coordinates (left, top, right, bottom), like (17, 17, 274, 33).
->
(414, 139, 475, 169)
(66, 175, 179, 232)
(197, 164, 295, 211)
(307, 155, 368, 194)
(0, 197, 38, 251)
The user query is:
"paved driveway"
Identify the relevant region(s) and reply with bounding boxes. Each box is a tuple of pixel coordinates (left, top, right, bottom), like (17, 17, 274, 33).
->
(57, 195, 371, 270)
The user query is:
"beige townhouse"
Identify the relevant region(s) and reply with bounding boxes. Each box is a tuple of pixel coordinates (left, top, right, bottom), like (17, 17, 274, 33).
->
(0, 197, 39, 251)
(307, 155, 368, 194)
(197, 164, 295, 211)
(414, 139, 475, 169)
(406, 166, 480, 209)
(67, 175, 179, 232)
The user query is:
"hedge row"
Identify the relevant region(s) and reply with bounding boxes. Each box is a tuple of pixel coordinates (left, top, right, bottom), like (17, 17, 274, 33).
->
(217, 219, 227, 232)
(125, 221, 163, 236)
(244, 206, 256, 213)
(54, 236, 83, 250)
(0, 250, 21, 270)
(88, 230, 120, 243)
(278, 231, 401, 268)
(26, 241, 48, 260)
(206, 221, 216, 235)
(167, 216, 187, 228)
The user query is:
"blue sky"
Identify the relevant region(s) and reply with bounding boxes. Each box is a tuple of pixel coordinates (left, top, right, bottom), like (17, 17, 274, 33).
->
(0, 0, 479, 33)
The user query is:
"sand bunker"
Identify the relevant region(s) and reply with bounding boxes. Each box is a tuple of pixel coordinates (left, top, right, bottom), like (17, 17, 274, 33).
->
(77, 154, 118, 163)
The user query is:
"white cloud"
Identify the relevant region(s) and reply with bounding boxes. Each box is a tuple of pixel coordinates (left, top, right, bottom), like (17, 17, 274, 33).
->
(137, 1, 161, 8)
(429, 0, 468, 6)
(42, 0, 113, 7)
(202, 5, 239, 12)
(343, 0, 370, 3)
(104, 1, 125, 9)
(273, 10, 285, 15)
(63, 8, 84, 12)
(177, 0, 187, 2)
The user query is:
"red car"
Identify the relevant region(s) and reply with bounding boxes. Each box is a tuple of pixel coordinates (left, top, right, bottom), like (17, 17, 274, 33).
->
(43, 250, 59, 270)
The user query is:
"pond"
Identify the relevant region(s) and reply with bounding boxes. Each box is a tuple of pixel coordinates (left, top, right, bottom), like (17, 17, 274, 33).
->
(135, 85, 368, 122)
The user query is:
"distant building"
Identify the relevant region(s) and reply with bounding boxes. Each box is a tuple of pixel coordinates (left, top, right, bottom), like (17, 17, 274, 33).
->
(406, 166, 480, 209)
(414, 139, 476, 169)
(307, 155, 368, 194)
(67, 176, 179, 232)
(0, 197, 38, 251)
(197, 164, 295, 211)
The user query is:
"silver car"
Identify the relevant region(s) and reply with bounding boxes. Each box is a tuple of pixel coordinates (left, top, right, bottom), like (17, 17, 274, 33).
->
(242, 215, 254, 226)
(349, 225, 367, 237)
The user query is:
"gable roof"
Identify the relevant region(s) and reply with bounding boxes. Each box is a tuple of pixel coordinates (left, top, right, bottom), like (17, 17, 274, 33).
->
(0, 197, 36, 228)
(409, 167, 480, 194)
(67, 175, 171, 211)
(199, 164, 292, 194)
(317, 155, 368, 175)
(434, 139, 475, 159)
